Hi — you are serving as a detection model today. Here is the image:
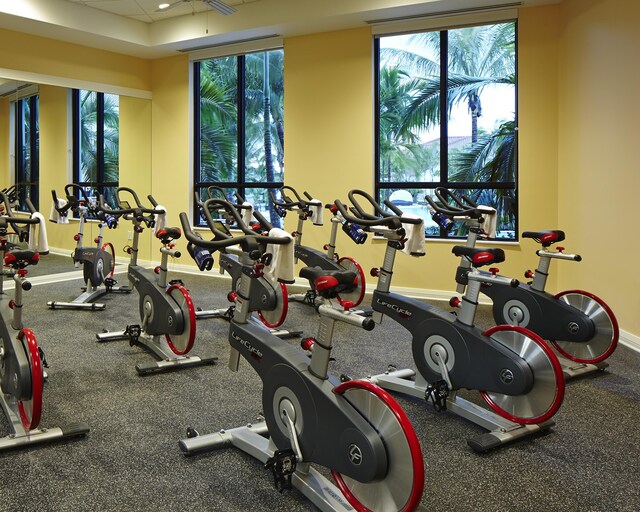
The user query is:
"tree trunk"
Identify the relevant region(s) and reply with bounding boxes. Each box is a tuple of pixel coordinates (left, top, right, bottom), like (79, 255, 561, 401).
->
(469, 93, 480, 143)
(262, 53, 279, 225)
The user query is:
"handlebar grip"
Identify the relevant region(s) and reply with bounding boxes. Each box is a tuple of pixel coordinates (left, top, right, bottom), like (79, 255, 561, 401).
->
(117, 187, 143, 208)
(0, 215, 40, 225)
(383, 199, 404, 216)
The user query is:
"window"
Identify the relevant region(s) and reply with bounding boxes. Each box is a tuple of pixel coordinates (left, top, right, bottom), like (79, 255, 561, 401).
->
(72, 89, 119, 208)
(376, 21, 517, 239)
(13, 95, 39, 211)
(193, 48, 284, 228)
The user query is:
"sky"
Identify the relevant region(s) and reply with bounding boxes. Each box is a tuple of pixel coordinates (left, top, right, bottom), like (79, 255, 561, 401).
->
(380, 32, 515, 141)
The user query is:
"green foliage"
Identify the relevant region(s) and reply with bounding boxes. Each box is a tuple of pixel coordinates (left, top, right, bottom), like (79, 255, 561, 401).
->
(198, 50, 284, 185)
(79, 91, 119, 185)
(378, 22, 517, 234)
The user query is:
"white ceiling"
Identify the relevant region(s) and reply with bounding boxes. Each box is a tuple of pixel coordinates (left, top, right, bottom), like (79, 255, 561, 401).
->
(0, 0, 560, 59)
(64, 0, 259, 24)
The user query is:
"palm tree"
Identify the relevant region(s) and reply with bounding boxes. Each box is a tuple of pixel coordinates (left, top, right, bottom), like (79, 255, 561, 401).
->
(199, 57, 238, 183)
(244, 50, 284, 225)
(399, 23, 515, 143)
(379, 66, 439, 195)
(379, 22, 517, 229)
(79, 91, 119, 205)
(450, 119, 517, 228)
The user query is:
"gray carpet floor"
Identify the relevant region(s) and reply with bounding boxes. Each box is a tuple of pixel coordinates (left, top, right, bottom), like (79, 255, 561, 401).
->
(1, 261, 639, 512)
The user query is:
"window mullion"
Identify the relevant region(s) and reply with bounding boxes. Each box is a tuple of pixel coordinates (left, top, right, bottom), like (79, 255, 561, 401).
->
(193, 62, 202, 223)
(15, 100, 24, 187)
(72, 89, 81, 184)
(439, 30, 448, 186)
(237, 56, 246, 197)
(97, 93, 105, 196)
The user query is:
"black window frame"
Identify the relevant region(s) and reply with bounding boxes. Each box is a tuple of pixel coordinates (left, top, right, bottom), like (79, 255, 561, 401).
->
(374, 21, 519, 240)
(71, 89, 119, 209)
(192, 51, 285, 226)
(13, 94, 39, 211)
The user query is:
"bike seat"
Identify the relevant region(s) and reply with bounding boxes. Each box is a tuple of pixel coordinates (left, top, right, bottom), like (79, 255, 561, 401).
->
(299, 266, 358, 298)
(156, 227, 182, 244)
(522, 230, 565, 247)
(4, 250, 40, 269)
(452, 246, 505, 267)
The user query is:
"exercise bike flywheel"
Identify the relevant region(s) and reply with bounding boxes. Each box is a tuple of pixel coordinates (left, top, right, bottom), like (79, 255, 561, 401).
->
(256, 275, 289, 329)
(331, 379, 424, 512)
(165, 284, 196, 355)
(336, 257, 366, 308)
(480, 325, 565, 425)
(17, 328, 44, 430)
(551, 290, 619, 364)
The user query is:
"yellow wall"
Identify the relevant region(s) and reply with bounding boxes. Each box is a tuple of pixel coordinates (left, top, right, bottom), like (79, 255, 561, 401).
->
(0, 27, 151, 92)
(283, 17, 563, 297)
(38, 86, 155, 262)
(0, 26, 155, 262)
(0, 5, 637, 339)
(150, 55, 191, 228)
(557, 0, 639, 336)
(39, 85, 70, 251)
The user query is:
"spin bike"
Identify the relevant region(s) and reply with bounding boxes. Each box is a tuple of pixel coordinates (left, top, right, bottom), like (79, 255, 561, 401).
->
(0, 204, 89, 451)
(335, 190, 565, 452)
(49, 184, 130, 311)
(96, 188, 216, 375)
(0, 185, 19, 213)
(178, 198, 425, 512)
(426, 188, 619, 379)
(190, 189, 298, 336)
(270, 186, 367, 309)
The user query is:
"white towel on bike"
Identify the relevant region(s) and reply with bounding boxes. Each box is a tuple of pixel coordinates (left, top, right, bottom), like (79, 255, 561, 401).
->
(240, 202, 254, 228)
(264, 227, 295, 283)
(401, 213, 426, 256)
(153, 204, 167, 236)
(478, 205, 497, 238)
(29, 212, 49, 255)
(49, 198, 69, 224)
(308, 199, 324, 226)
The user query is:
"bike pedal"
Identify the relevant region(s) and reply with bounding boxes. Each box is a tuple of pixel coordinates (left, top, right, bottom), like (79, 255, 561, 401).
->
(264, 449, 296, 492)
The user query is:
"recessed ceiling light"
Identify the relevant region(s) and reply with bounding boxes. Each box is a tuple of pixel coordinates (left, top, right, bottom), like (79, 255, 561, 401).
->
(158, 3, 170, 9)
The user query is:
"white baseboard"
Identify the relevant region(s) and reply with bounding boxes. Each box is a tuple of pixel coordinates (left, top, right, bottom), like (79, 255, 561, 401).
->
(619, 330, 640, 354)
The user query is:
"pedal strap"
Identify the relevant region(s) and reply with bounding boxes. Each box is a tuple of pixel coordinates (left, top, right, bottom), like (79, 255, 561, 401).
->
(124, 324, 142, 346)
(425, 380, 449, 412)
(264, 449, 297, 492)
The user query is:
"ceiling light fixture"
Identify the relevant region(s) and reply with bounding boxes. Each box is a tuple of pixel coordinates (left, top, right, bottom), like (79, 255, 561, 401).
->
(158, 3, 171, 9)
(204, 0, 236, 16)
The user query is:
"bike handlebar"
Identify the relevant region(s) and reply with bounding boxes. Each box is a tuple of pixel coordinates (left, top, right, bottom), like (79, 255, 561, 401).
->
(270, 185, 309, 212)
(335, 189, 422, 229)
(425, 187, 491, 220)
(179, 199, 291, 253)
(334, 199, 401, 229)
